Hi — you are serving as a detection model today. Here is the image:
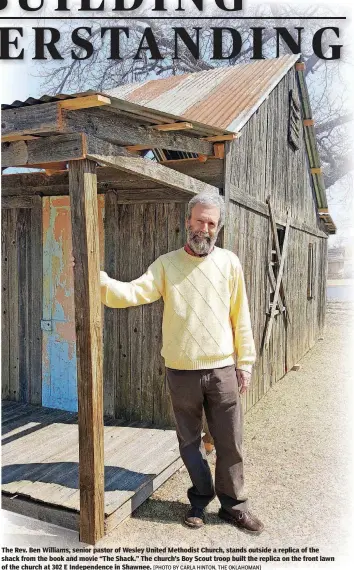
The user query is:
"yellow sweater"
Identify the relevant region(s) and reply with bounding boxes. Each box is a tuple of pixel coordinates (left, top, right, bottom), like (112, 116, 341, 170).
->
(100, 246, 256, 372)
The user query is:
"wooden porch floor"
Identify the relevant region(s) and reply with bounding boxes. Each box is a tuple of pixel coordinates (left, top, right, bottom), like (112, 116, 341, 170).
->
(1, 400, 181, 533)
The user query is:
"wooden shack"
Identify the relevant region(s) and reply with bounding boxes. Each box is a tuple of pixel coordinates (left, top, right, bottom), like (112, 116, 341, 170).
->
(1, 54, 336, 543)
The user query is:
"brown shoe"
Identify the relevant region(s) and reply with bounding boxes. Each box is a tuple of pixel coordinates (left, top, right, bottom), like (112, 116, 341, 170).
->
(184, 506, 205, 529)
(218, 508, 264, 534)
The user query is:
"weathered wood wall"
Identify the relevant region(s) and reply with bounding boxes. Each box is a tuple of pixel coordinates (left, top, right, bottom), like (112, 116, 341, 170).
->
(224, 67, 328, 413)
(103, 196, 224, 425)
(1, 197, 42, 404)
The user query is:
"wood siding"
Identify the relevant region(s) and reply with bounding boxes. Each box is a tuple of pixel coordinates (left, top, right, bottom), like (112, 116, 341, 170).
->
(103, 197, 224, 425)
(224, 68, 328, 413)
(1, 197, 42, 404)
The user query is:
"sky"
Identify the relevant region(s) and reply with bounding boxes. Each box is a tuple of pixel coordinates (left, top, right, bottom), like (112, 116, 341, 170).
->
(1, 0, 353, 247)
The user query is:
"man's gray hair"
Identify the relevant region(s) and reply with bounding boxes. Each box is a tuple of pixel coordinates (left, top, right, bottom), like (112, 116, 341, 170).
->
(187, 191, 225, 229)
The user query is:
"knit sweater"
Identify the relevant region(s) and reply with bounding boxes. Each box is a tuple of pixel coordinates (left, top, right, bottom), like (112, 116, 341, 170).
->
(100, 246, 256, 372)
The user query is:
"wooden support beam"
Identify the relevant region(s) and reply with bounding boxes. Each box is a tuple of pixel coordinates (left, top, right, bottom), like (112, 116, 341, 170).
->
(85, 139, 219, 197)
(2, 160, 224, 196)
(58, 95, 111, 111)
(149, 122, 193, 131)
(1, 133, 134, 169)
(1, 134, 86, 168)
(68, 159, 104, 545)
(64, 109, 214, 156)
(202, 133, 239, 142)
(303, 119, 315, 127)
(213, 143, 225, 159)
(2, 102, 62, 138)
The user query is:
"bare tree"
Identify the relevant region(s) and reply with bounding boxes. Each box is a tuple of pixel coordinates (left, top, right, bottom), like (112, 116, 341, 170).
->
(33, 3, 353, 195)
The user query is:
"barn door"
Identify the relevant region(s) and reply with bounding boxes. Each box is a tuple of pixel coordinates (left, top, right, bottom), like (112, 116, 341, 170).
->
(263, 199, 291, 381)
(1, 196, 42, 404)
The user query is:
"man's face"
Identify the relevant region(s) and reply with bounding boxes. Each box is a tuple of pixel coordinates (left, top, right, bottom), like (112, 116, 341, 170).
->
(185, 203, 221, 255)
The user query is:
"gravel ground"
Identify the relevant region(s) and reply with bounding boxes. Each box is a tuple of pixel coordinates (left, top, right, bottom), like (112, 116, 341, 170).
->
(3, 301, 354, 566)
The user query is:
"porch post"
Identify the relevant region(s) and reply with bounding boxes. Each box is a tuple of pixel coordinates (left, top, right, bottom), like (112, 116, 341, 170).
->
(68, 159, 105, 544)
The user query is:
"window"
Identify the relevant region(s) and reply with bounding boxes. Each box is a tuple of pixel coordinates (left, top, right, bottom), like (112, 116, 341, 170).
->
(288, 89, 301, 151)
(307, 243, 315, 299)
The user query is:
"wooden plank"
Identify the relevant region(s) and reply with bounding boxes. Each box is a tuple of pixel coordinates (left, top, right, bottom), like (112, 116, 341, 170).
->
(1, 209, 10, 399)
(58, 95, 111, 111)
(103, 193, 118, 418)
(230, 184, 269, 216)
(229, 186, 327, 239)
(1, 196, 39, 209)
(1, 493, 79, 532)
(164, 203, 185, 425)
(149, 122, 193, 131)
(64, 423, 170, 511)
(7, 209, 20, 402)
(85, 143, 219, 197)
(268, 263, 286, 314)
(68, 159, 104, 545)
(140, 204, 156, 423)
(213, 143, 225, 159)
(222, 140, 233, 250)
(264, 210, 291, 348)
(45, 168, 67, 176)
(153, 204, 169, 426)
(129, 204, 144, 421)
(105, 456, 183, 533)
(17, 208, 30, 403)
(63, 109, 213, 156)
(29, 199, 43, 404)
(2, 134, 85, 168)
(117, 204, 131, 421)
(1, 135, 40, 143)
(267, 197, 290, 319)
(202, 134, 239, 142)
(2, 102, 61, 138)
(103, 431, 179, 515)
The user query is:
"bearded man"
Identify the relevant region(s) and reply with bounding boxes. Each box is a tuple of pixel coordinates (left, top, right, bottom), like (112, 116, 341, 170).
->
(100, 191, 264, 534)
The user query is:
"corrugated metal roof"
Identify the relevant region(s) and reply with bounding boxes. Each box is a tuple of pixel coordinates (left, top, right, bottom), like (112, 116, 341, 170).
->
(104, 55, 299, 132)
(2, 55, 299, 134)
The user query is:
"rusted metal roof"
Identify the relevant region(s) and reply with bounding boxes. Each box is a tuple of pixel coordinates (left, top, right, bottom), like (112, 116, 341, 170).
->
(2, 55, 299, 134)
(105, 55, 299, 132)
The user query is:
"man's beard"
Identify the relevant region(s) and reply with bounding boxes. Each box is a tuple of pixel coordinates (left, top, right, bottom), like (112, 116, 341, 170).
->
(186, 225, 218, 255)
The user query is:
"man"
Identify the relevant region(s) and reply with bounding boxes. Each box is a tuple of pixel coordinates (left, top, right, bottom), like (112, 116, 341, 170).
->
(100, 190, 264, 534)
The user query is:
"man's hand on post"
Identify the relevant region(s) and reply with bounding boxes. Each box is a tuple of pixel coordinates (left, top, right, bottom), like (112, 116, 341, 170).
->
(236, 369, 252, 395)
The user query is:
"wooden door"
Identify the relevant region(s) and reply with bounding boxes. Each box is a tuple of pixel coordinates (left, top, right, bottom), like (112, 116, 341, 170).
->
(1, 196, 42, 404)
(41, 196, 105, 412)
